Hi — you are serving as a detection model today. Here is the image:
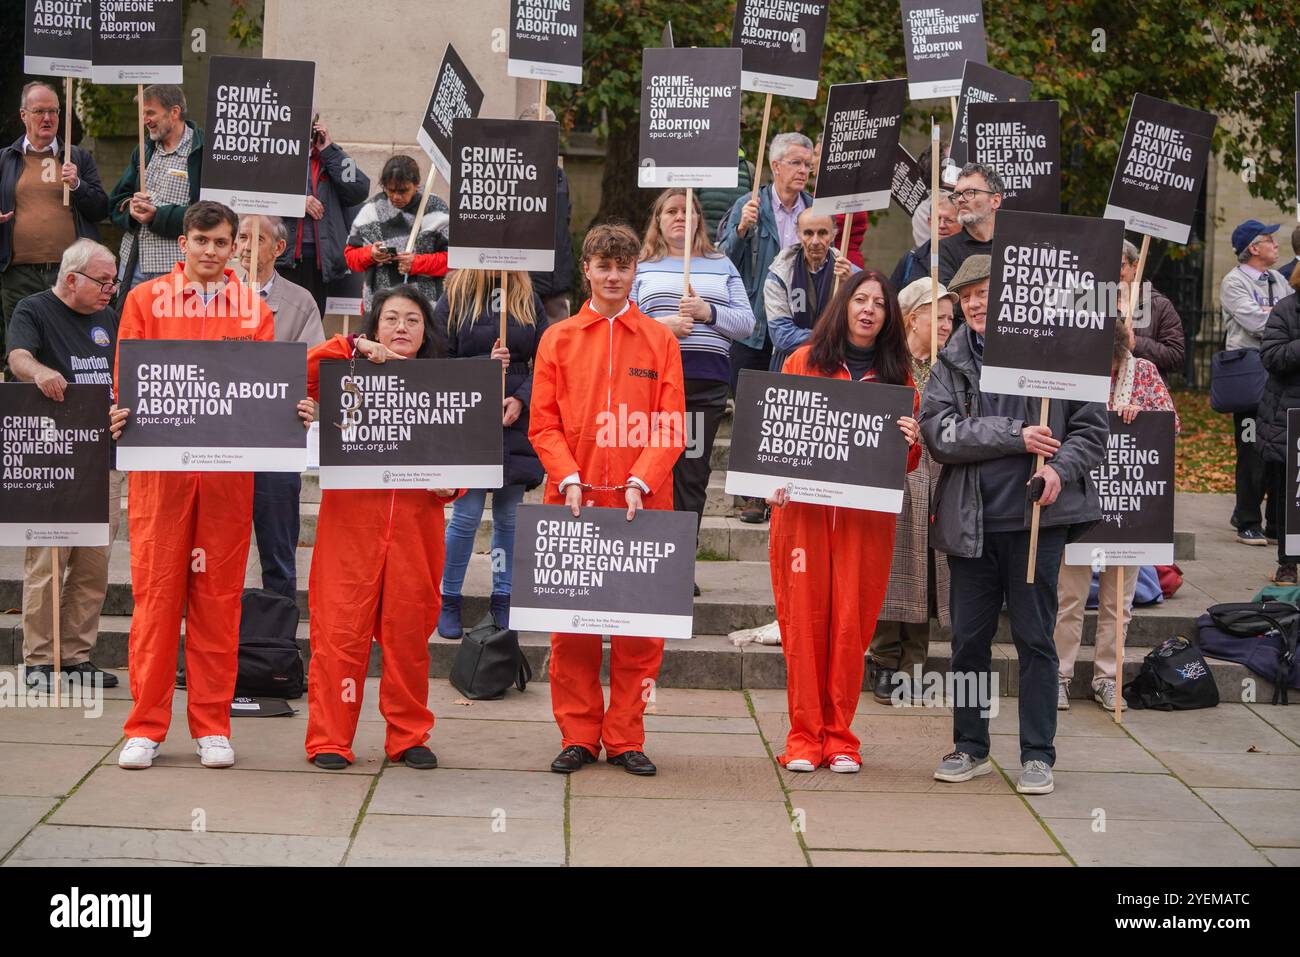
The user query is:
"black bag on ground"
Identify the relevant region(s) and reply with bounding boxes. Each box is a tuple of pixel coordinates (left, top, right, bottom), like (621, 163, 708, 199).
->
(1198, 601, 1299, 705)
(1123, 635, 1219, 711)
(449, 618, 531, 700)
(177, 588, 305, 699)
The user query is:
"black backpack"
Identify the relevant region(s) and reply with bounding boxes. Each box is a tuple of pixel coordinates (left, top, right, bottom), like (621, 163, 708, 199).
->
(1123, 635, 1219, 711)
(1198, 601, 1299, 705)
(176, 588, 305, 700)
(449, 618, 532, 700)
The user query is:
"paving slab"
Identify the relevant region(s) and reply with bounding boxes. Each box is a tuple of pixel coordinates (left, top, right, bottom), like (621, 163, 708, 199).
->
(0, 698, 130, 746)
(780, 746, 1012, 794)
(1193, 788, 1300, 847)
(346, 812, 563, 866)
(988, 700, 1127, 738)
(428, 717, 566, 772)
(1119, 705, 1298, 755)
(1024, 771, 1219, 823)
(1153, 751, 1300, 789)
(0, 796, 51, 859)
(644, 688, 752, 718)
(1042, 817, 1271, 867)
(643, 730, 770, 759)
(0, 742, 109, 798)
(1261, 847, 1300, 866)
(794, 790, 1056, 854)
(4, 824, 349, 867)
(810, 850, 1070, 867)
(642, 715, 757, 735)
(51, 765, 371, 837)
(570, 755, 782, 802)
(569, 796, 804, 867)
(1247, 702, 1300, 744)
(366, 767, 564, 821)
(991, 733, 1166, 774)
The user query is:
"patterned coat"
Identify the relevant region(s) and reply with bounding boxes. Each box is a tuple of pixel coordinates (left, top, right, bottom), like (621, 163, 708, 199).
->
(878, 355, 951, 626)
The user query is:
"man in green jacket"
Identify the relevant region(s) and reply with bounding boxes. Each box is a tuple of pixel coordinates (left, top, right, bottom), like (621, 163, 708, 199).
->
(108, 85, 204, 296)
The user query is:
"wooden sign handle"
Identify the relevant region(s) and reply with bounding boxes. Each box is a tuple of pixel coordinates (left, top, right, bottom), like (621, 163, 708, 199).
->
(138, 85, 147, 193)
(1123, 233, 1151, 330)
(929, 117, 941, 364)
(1115, 564, 1125, 724)
(52, 547, 62, 708)
(405, 163, 439, 254)
(247, 216, 261, 300)
(1026, 398, 1051, 584)
(538, 80, 548, 122)
(750, 93, 773, 205)
(832, 217, 852, 299)
(63, 78, 73, 207)
(499, 270, 509, 348)
(683, 187, 694, 293)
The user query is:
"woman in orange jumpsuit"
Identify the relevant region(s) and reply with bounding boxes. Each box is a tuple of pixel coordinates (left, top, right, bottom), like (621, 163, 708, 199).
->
(304, 287, 461, 770)
(766, 269, 922, 774)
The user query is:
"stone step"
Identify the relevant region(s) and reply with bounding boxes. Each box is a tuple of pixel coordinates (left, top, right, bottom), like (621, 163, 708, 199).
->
(0, 614, 1269, 702)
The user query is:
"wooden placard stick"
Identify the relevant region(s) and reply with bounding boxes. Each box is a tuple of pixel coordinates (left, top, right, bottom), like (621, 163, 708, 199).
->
(832, 218, 852, 298)
(137, 85, 147, 191)
(684, 187, 694, 294)
(750, 93, 774, 204)
(247, 216, 260, 300)
(1124, 233, 1151, 330)
(538, 79, 548, 121)
(52, 548, 62, 708)
(63, 78, 73, 206)
(929, 116, 940, 363)
(1025, 398, 1051, 583)
(405, 162, 440, 255)
(1115, 564, 1125, 724)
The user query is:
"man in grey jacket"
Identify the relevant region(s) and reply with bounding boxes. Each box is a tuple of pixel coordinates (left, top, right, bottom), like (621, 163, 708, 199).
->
(919, 255, 1107, 796)
(764, 208, 856, 372)
(1220, 219, 1294, 546)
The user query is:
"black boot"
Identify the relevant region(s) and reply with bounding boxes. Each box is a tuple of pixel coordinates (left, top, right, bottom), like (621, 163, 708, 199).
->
(438, 594, 463, 639)
(490, 592, 511, 630)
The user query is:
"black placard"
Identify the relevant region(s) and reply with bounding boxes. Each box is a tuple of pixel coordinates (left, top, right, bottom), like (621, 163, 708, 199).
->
(891, 144, 929, 217)
(509, 505, 697, 639)
(91, 0, 183, 85)
(448, 118, 559, 272)
(116, 341, 307, 472)
(1287, 409, 1300, 559)
(1104, 93, 1217, 245)
(507, 0, 584, 85)
(812, 79, 907, 216)
(200, 56, 316, 219)
(899, 0, 987, 101)
(731, 0, 829, 100)
(970, 100, 1060, 213)
(24, 0, 93, 78)
(0, 384, 111, 547)
(949, 61, 1031, 167)
(417, 44, 486, 183)
(981, 210, 1125, 403)
(317, 358, 502, 490)
(1066, 411, 1176, 566)
(725, 369, 914, 512)
(638, 47, 743, 189)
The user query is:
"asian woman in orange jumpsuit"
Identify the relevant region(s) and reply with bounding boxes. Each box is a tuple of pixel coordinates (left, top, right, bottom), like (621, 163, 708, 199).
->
(303, 287, 461, 770)
(766, 269, 922, 774)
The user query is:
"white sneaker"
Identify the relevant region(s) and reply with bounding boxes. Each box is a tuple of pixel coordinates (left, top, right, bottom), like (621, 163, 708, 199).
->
(118, 737, 161, 769)
(1057, 678, 1071, 711)
(828, 755, 861, 774)
(1093, 679, 1127, 712)
(195, 735, 235, 768)
(785, 758, 816, 772)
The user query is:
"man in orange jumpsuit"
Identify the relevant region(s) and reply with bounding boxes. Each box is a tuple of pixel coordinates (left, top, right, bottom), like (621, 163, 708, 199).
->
(112, 201, 300, 770)
(529, 223, 686, 776)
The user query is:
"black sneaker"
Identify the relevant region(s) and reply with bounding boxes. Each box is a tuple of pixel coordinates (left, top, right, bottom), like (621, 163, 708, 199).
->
(872, 666, 896, 704)
(739, 499, 769, 524)
(1273, 563, 1298, 585)
(1237, 528, 1267, 546)
(399, 746, 438, 770)
(312, 752, 351, 770)
(24, 665, 53, 691)
(62, 661, 119, 689)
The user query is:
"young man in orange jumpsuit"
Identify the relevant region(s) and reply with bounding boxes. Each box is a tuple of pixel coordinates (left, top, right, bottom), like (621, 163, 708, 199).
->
(765, 270, 922, 773)
(112, 201, 310, 770)
(529, 223, 686, 776)
(303, 287, 460, 770)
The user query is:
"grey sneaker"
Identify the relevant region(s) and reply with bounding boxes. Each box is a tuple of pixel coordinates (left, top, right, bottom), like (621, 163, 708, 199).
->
(1057, 677, 1070, 711)
(933, 750, 992, 783)
(1017, 760, 1054, 794)
(1093, 679, 1127, 712)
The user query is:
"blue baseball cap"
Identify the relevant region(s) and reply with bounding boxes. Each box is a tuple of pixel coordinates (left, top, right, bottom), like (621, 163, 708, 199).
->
(1231, 219, 1280, 256)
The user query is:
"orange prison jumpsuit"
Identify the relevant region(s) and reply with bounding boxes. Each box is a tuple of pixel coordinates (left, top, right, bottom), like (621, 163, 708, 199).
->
(769, 346, 922, 767)
(528, 300, 686, 757)
(303, 336, 462, 762)
(116, 266, 275, 742)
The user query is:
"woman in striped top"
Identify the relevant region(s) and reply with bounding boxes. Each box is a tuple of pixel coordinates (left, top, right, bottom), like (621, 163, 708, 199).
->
(630, 190, 755, 587)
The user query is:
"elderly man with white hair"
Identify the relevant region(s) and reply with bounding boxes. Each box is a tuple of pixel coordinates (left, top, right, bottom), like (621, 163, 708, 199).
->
(719, 130, 815, 523)
(5, 239, 125, 692)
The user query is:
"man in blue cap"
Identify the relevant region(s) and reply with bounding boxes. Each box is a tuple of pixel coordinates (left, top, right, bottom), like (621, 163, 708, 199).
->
(1221, 219, 1293, 547)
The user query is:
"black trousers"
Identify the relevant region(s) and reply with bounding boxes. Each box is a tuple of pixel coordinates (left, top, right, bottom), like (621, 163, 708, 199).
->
(729, 335, 772, 398)
(1267, 460, 1294, 565)
(948, 527, 1067, 766)
(280, 258, 329, 317)
(253, 472, 302, 598)
(673, 379, 729, 536)
(1233, 409, 1276, 534)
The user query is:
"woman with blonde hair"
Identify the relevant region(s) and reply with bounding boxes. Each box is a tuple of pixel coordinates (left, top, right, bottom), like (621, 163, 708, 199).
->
(433, 269, 550, 637)
(630, 189, 754, 590)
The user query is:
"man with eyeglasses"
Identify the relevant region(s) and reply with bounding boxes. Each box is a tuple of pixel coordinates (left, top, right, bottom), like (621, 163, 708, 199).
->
(5, 239, 125, 693)
(937, 162, 1004, 288)
(0, 82, 109, 371)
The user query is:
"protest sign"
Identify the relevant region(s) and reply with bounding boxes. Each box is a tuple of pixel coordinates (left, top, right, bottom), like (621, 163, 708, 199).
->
(949, 61, 1031, 167)
(812, 79, 907, 215)
(24, 0, 93, 77)
(91, 0, 183, 84)
(116, 341, 307, 472)
(731, 0, 829, 100)
(448, 118, 559, 272)
(0, 384, 110, 547)
(1104, 93, 1217, 244)
(508, 0, 584, 84)
(200, 56, 316, 219)
(417, 44, 486, 183)
(981, 210, 1124, 403)
(899, 0, 987, 101)
(1065, 411, 1176, 566)
(725, 369, 915, 512)
(891, 144, 929, 217)
(317, 358, 502, 490)
(509, 505, 697, 639)
(970, 99, 1060, 213)
(638, 47, 743, 189)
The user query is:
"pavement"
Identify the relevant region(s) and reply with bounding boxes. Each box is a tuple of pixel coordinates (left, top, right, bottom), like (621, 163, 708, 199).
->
(0, 671, 1296, 867)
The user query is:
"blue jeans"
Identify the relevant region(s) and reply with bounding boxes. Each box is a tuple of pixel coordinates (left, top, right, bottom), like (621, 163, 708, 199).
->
(441, 485, 527, 598)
